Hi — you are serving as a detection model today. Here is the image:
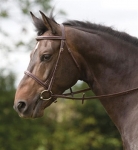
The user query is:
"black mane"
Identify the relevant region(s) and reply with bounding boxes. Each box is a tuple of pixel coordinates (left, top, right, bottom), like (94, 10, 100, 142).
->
(63, 20, 138, 47)
(34, 16, 138, 46)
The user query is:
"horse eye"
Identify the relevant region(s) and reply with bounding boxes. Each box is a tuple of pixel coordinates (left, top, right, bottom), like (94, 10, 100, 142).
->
(41, 54, 52, 61)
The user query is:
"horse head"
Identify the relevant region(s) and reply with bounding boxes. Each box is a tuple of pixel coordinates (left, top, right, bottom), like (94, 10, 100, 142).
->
(14, 12, 81, 118)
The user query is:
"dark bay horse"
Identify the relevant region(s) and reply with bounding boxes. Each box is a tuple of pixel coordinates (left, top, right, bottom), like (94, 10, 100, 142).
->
(14, 11, 138, 149)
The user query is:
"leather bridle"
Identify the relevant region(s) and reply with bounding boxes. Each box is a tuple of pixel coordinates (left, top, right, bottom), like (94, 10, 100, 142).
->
(25, 24, 83, 102)
(25, 24, 138, 104)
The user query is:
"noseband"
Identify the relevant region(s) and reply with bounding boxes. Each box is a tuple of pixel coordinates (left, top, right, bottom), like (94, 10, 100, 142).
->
(25, 24, 138, 103)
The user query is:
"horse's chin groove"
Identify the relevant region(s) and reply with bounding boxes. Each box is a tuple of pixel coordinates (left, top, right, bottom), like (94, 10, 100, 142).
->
(32, 109, 44, 118)
(31, 99, 44, 118)
(31, 98, 55, 118)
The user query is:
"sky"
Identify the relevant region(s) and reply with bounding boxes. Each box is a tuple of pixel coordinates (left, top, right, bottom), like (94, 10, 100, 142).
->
(2, 0, 138, 85)
(52, 0, 138, 36)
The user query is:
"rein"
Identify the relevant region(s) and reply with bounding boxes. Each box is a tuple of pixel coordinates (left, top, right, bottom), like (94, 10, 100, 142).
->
(25, 24, 138, 103)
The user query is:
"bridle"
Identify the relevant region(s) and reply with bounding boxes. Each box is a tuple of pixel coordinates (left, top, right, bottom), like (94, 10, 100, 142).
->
(25, 24, 82, 102)
(25, 24, 138, 104)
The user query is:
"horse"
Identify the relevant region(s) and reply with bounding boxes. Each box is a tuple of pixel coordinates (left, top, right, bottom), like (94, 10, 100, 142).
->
(14, 11, 138, 150)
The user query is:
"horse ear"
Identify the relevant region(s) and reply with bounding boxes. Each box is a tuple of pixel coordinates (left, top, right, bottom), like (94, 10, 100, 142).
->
(39, 11, 59, 34)
(30, 12, 40, 24)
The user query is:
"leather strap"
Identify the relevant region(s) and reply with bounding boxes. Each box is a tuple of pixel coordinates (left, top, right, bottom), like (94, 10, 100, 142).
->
(25, 70, 48, 89)
(52, 87, 138, 100)
(36, 36, 65, 40)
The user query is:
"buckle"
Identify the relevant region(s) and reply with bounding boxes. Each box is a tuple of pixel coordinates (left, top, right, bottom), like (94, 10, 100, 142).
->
(40, 90, 53, 101)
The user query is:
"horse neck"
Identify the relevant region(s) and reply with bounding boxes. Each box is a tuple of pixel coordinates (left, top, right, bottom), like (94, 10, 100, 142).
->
(68, 28, 138, 149)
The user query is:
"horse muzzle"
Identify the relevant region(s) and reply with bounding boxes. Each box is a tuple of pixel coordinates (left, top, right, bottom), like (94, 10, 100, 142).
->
(13, 97, 52, 118)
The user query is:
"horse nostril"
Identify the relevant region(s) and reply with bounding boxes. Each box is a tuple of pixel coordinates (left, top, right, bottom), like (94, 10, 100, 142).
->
(17, 101, 27, 113)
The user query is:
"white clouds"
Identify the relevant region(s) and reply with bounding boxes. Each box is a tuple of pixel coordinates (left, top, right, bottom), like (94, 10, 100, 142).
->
(101, 0, 138, 10)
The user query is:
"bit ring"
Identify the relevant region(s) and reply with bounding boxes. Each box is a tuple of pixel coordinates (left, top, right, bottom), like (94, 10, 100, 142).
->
(40, 90, 53, 101)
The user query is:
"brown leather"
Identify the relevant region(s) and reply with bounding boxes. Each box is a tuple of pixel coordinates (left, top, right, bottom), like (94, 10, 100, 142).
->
(36, 36, 65, 40)
(24, 70, 48, 89)
(53, 87, 138, 100)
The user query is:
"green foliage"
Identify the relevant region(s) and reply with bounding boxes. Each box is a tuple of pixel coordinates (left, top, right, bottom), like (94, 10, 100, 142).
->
(0, 10, 8, 18)
(69, 100, 123, 150)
